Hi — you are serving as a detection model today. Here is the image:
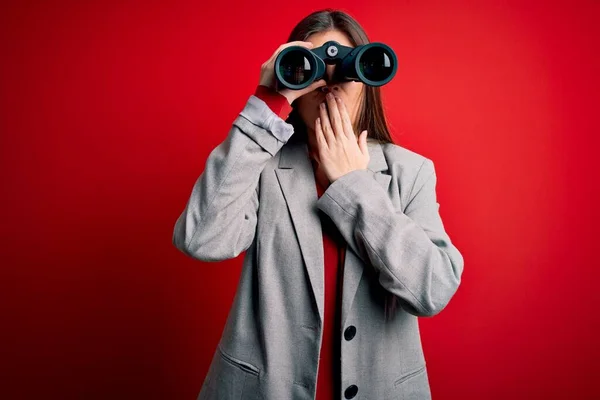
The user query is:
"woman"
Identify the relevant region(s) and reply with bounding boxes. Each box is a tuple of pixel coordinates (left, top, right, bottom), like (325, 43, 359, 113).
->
(172, 8, 464, 400)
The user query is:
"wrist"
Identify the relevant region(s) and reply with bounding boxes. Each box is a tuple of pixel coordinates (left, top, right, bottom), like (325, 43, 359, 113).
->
(280, 91, 294, 106)
(254, 85, 294, 120)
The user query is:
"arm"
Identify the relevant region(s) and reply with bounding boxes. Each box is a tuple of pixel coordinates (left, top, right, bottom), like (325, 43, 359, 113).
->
(315, 158, 464, 317)
(172, 95, 294, 262)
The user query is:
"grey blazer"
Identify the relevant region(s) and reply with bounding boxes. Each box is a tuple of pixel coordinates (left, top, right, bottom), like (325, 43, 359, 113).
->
(172, 95, 464, 400)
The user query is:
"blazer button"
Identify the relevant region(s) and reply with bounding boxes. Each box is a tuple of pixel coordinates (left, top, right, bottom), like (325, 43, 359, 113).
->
(344, 325, 356, 341)
(344, 384, 358, 399)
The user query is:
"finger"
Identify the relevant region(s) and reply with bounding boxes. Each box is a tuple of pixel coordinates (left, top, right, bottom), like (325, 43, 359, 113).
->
(336, 96, 356, 140)
(269, 41, 314, 62)
(319, 102, 335, 146)
(282, 40, 314, 49)
(315, 117, 328, 152)
(326, 94, 345, 140)
(358, 130, 369, 155)
(298, 79, 327, 96)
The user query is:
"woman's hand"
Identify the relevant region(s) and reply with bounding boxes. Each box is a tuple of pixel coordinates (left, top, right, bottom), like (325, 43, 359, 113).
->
(259, 41, 327, 105)
(314, 93, 370, 183)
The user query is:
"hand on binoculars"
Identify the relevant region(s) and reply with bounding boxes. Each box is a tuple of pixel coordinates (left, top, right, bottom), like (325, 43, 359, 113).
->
(260, 41, 327, 105)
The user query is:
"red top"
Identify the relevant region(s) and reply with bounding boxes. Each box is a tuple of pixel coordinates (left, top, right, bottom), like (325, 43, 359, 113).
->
(254, 85, 344, 399)
(254, 85, 293, 120)
(314, 179, 345, 400)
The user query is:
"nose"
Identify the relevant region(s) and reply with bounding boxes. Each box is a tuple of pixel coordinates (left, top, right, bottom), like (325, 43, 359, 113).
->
(325, 64, 336, 82)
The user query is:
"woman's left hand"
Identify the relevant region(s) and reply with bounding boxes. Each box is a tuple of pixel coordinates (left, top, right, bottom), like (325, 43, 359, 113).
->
(314, 93, 370, 183)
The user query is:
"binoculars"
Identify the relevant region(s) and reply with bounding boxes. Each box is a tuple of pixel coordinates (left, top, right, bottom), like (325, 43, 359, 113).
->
(275, 40, 398, 90)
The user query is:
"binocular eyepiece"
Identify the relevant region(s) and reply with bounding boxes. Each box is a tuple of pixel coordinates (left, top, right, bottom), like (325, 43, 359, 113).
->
(275, 40, 398, 90)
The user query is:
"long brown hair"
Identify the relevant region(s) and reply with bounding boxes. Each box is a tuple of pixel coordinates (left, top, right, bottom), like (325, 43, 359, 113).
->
(284, 9, 400, 321)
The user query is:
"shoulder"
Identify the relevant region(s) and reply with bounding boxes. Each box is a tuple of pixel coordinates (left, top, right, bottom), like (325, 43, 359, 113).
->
(374, 140, 435, 179)
(369, 140, 437, 201)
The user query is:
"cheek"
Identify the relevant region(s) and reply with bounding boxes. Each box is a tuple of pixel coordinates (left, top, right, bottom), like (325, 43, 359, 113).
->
(297, 96, 319, 112)
(296, 100, 321, 128)
(344, 82, 363, 103)
(334, 84, 361, 106)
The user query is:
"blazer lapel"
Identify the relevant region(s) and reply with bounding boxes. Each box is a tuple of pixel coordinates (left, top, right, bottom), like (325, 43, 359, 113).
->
(275, 138, 390, 329)
(275, 140, 325, 326)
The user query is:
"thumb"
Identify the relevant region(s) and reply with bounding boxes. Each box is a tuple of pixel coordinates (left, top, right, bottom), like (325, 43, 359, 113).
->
(301, 79, 327, 95)
(358, 130, 368, 155)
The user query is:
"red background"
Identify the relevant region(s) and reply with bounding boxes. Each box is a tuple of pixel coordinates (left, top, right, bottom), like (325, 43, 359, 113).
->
(1, 1, 599, 399)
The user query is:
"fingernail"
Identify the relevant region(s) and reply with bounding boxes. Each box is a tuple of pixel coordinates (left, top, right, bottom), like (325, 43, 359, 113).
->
(320, 102, 325, 109)
(327, 93, 333, 100)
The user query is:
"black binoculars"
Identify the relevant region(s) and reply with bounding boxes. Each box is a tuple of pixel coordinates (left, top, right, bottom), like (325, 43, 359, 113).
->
(275, 40, 398, 90)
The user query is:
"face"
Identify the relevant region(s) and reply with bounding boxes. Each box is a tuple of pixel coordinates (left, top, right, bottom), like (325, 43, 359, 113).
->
(295, 30, 365, 138)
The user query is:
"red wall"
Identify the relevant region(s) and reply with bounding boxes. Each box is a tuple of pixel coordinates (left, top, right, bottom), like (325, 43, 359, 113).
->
(1, 1, 598, 399)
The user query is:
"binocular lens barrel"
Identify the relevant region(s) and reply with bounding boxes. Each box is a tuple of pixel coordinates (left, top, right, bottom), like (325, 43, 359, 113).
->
(275, 41, 397, 90)
(359, 46, 395, 82)
(278, 52, 314, 86)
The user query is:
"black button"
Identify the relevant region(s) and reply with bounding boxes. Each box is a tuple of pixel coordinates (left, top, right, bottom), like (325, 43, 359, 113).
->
(344, 325, 356, 341)
(344, 384, 358, 399)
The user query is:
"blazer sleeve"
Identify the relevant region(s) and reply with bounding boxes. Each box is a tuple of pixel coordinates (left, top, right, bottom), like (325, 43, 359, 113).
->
(172, 95, 294, 262)
(315, 158, 465, 317)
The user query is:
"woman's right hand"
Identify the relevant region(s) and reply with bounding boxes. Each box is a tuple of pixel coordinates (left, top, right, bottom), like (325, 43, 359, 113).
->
(259, 41, 327, 105)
